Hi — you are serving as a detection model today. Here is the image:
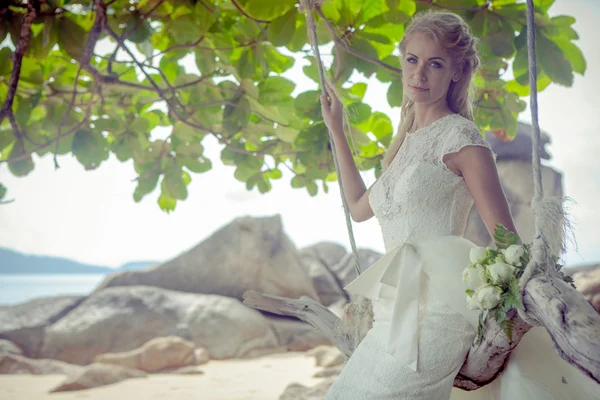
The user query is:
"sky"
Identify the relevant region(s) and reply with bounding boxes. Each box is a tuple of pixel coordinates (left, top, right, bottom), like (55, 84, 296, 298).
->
(0, 0, 598, 269)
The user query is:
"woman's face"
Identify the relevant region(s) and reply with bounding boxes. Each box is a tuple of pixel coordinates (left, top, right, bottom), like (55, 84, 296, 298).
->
(401, 32, 458, 108)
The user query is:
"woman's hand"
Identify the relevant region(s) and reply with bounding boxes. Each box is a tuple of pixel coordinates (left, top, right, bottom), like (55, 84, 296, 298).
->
(319, 83, 344, 134)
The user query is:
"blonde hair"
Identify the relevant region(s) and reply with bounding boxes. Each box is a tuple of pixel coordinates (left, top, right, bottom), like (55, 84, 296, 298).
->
(381, 11, 480, 170)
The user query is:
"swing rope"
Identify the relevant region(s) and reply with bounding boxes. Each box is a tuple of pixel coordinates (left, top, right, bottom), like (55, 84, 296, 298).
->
(517, 0, 574, 325)
(300, 0, 362, 277)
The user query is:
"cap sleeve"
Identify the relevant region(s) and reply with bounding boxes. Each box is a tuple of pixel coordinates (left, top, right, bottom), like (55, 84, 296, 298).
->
(440, 121, 497, 165)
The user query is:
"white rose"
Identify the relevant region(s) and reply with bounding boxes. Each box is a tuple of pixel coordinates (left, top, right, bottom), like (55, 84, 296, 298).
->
(466, 293, 480, 310)
(469, 247, 488, 264)
(462, 264, 487, 291)
(504, 245, 525, 266)
(488, 262, 515, 284)
(476, 285, 502, 310)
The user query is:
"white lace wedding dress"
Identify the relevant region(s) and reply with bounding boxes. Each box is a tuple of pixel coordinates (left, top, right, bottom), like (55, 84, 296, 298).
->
(324, 114, 599, 400)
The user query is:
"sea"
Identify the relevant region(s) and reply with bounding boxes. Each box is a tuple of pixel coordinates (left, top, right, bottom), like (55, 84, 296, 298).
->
(0, 274, 108, 306)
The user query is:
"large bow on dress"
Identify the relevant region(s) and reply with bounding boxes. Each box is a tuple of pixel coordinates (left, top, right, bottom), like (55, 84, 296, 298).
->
(344, 235, 481, 372)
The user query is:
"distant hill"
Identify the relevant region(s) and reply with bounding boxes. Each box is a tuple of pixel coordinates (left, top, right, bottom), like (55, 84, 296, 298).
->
(0, 247, 158, 274)
(117, 261, 158, 271)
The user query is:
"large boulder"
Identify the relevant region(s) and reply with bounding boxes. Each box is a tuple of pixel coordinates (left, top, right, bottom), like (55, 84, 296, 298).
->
(464, 161, 563, 247)
(0, 295, 84, 357)
(93, 336, 196, 373)
(299, 243, 383, 306)
(0, 353, 82, 375)
(268, 318, 332, 352)
(94, 215, 319, 302)
(39, 286, 280, 364)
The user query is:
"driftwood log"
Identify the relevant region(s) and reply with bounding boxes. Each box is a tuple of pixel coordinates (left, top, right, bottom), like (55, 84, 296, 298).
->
(243, 273, 600, 389)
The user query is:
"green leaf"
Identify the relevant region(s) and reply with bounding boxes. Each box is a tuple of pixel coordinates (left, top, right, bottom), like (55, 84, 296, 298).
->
(169, 15, 202, 44)
(126, 15, 154, 43)
(223, 96, 251, 135)
(387, 80, 403, 107)
(162, 161, 188, 200)
(72, 129, 109, 170)
(0, 47, 12, 76)
(258, 76, 295, 105)
(181, 156, 212, 173)
(57, 17, 87, 60)
(538, 34, 573, 86)
(158, 192, 177, 213)
(306, 181, 318, 196)
(243, 0, 296, 20)
(0, 183, 6, 201)
(554, 38, 586, 75)
(133, 172, 160, 202)
(267, 9, 296, 46)
(7, 145, 34, 177)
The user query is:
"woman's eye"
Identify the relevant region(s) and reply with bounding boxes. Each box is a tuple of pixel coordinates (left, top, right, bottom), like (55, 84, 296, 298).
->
(407, 57, 417, 64)
(430, 62, 442, 68)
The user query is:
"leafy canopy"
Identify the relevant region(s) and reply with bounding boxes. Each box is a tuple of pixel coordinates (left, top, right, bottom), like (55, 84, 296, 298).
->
(0, 0, 586, 211)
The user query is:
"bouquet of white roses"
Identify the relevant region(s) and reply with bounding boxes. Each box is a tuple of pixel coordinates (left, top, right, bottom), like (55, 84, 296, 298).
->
(462, 225, 574, 343)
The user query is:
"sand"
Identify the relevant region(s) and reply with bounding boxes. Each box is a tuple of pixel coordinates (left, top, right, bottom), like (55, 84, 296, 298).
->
(0, 351, 326, 400)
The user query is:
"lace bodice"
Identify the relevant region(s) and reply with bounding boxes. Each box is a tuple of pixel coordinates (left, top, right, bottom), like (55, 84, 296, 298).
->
(369, 113, 497, 251)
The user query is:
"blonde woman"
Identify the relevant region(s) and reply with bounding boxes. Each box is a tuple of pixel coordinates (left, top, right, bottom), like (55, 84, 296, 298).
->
(320, 10, 599, 400)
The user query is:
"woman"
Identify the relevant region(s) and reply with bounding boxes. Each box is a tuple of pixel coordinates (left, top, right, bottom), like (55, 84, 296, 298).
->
(319, 10, 599, 400)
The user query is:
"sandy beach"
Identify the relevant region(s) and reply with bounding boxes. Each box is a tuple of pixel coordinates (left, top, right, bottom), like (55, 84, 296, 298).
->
(0, 351, 326, 400)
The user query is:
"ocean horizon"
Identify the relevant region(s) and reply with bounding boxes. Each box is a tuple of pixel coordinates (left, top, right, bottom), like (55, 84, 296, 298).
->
(0, 274, 108, 306)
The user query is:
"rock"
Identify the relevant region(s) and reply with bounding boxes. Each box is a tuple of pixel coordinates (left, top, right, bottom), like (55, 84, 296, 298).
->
(299, 245, 347, 307)
(306, 345, 346, 367)
(486, 122, 552, 162)
(39, 286, 279, 364)
(330, 249, 383, 289)
(94, 336, 196, 373)
(568, 264, 600, 312)
(268, 317, 332, 352)
(313, 365, 344, 378)
(464, 162, 563, 247)
(299, 242, 384, 306)
(0, 295, 84, 357)
(279, 376, 337, 400)
(50, 363, 146, 392)
(0, 339, 23, 355)
(194, 347, 210, 365)
(0, 353, 82, 375)
(94, 215, 319, 303)
(166, 365, 205, 375)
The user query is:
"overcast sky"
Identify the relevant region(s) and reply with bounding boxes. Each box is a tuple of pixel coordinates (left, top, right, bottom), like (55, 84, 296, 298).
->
(1, 0, 598, 268)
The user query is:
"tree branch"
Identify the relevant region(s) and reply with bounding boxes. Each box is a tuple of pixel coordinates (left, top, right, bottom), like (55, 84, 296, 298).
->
(315, 7, 403, 78)
(231, 0, 271, 24)
(0, 0, 36, 126)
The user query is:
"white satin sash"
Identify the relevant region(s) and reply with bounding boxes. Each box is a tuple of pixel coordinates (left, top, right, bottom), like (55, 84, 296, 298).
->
(344, 235, 481, 372)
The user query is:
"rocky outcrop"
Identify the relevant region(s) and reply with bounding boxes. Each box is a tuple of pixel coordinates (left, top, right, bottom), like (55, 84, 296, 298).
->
(94, 215, 319, 303)
(0, 353, 82, 375)
(464, 161, 563, 247)
(0, 295, 84, 357)
(299, 243, 383, 306)
(39, 286, 280, 364)
(93, 336, 196, 373)
(279, 376, 337, 400)
(568, 264, 600, 312)
(50, 363, 146, 392)
(0, 339, 23, 356)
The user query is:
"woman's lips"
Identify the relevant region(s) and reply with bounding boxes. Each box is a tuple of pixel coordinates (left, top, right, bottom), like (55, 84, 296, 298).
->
(409, 85, 429, 93)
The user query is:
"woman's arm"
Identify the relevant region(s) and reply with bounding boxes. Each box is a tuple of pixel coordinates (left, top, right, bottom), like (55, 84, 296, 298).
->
(320, 85, 374, 222)
(447, 146, 520, 241)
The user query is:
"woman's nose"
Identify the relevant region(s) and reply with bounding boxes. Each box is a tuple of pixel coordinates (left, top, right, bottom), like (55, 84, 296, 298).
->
(414, 65, 427, 82)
